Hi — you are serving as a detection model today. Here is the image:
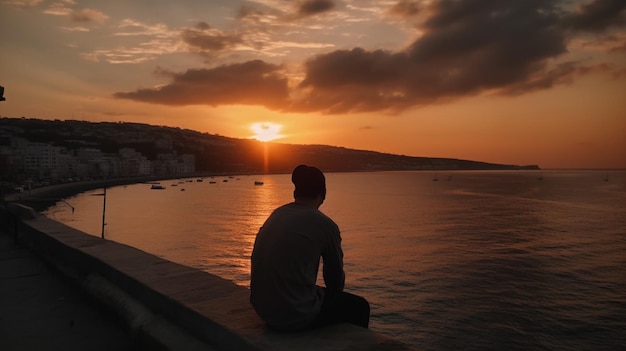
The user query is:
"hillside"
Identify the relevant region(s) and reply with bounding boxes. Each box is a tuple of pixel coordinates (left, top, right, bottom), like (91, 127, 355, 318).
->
(0, 117, 539, 174)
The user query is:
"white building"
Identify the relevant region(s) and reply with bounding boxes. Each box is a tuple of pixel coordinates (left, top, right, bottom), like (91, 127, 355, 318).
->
(119, 147, 152, 176)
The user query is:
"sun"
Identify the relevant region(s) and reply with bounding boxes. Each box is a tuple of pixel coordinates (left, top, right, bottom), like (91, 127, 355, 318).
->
(250, 122, 284, 142)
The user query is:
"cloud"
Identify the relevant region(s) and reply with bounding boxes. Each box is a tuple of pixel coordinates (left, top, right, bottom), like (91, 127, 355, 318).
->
(43, 4, 72, 16)
(1, 0, 44, 7)
(296, 0, 335, 17)
(609, 40, 626, 52)
(43, 2, 109, 23)
(241, 0, 336, 22)
(237, 5, 266, 21)
(69, 8, 109, 23)
(181, 22, 243, 53)
(294, 48, 414, 113)
(114, 60, 289, 109)
(561, 0, 626, 32)
(79, 19, 183, 64)
(115, 19, 174, 38)
(388, 0, 422, 18)
(114, 0, 625, 114)
(289, 0, 571, 113)
(61, 26, 90, 32)
(568, 30, 626, 54)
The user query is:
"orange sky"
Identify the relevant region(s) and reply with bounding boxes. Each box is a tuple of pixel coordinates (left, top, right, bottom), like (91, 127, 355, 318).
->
(1, 0, 625, 169)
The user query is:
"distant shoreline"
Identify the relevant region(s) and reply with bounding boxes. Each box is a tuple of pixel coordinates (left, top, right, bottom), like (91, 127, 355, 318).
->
(3, 177, 164, 213)
(2, 172, 279, 212)
(7, 169, 618, 213)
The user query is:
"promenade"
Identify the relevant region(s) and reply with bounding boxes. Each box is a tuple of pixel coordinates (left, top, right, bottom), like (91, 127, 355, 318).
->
(0, 230, 134, 350)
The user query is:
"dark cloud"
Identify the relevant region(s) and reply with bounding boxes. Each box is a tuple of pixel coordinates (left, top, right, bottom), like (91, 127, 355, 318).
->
(181, 22, 242, 52)
(237, 5, 266, 21)
(406, 0, 566, 91)
(114, 60, 289, 109)
(290, 0, 571, 113)
(153, 66, 176, 78)
(294, 48, 415, 113)
(498, 61, 581, 95)
(194, 21, 211, 30)
(116, 0, 624, 114)
(297, 0, 335, 17)
(609, 40, 626, 52)
(300, 48, 407, 88)
(561, 0, 626, 32)
(238, 1, 334, 22)
(388, 0, 422, 18)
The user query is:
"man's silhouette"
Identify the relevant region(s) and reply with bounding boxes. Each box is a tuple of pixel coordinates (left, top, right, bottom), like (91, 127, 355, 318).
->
(250, 164, 370, 331)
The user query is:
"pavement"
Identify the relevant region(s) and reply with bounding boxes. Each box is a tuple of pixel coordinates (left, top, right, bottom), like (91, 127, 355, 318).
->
(0, 231, 135, 351)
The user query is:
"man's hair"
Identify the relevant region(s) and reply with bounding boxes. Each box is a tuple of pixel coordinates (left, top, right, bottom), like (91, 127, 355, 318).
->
(292, 164, 326, 199)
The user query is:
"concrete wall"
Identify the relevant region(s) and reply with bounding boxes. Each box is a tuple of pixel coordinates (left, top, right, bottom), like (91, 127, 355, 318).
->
(1, 203, 417, 351)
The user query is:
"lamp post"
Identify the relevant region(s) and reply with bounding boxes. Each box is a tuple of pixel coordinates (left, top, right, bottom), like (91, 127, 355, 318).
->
(101, 187, 107, 239)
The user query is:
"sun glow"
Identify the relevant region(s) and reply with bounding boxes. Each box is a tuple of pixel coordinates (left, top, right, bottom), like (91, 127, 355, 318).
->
(250, 122, 284, 142)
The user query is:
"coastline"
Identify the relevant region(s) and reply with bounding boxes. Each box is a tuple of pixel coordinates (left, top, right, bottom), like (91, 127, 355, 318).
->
(4, 169, 599, 213)
(2, 171, 267, 213)
(2, 177, 163, 213)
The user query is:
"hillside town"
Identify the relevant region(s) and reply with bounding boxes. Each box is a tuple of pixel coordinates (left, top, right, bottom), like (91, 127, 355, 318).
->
(0, 120, 196, 191)
(0, 117, 539, 194)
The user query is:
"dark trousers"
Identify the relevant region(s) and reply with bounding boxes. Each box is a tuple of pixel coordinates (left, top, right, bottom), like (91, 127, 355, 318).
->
(310, 288, 370, 329)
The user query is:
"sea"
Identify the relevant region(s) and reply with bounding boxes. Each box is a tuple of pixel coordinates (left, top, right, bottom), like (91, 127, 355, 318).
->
(44, 170, 626, 350)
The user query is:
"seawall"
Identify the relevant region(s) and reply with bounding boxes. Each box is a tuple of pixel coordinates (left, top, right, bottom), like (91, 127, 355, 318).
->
(1, 200, 418, 350)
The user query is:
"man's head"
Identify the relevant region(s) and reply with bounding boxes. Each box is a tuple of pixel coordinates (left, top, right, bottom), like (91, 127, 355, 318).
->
(292, 164, 326, 202)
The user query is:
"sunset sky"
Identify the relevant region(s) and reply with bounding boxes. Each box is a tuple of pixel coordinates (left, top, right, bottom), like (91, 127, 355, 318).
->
(1, 0, 624, 169)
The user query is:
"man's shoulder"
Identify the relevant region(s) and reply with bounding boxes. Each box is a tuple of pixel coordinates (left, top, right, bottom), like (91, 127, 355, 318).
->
(314, 210, 339, 232)
(276, 203, 339, 231)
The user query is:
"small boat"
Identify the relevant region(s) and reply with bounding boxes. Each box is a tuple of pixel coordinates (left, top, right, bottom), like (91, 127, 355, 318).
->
(223, 179, 228, 182)
(151, 184, 165, 190)
(209, 181, 216, 184)
(197, 178, 203, 182)
(254, 181, 264, 186)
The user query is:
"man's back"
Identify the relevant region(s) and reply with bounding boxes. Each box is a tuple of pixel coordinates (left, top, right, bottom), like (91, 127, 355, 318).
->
(250, 202, 344, 331)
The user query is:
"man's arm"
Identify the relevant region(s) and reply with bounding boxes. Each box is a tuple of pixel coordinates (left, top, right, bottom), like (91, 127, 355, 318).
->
(322, 228, 345, 291)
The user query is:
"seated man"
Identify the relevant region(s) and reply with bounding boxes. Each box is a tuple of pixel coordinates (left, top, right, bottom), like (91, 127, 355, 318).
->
(250, 164, 370, 331)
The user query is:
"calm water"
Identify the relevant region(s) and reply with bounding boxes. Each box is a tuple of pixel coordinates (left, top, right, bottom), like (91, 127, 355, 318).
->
(45, 171, 626, 350)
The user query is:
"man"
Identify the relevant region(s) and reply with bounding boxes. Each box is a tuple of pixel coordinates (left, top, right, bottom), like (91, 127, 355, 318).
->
(250, 164, 370, 331)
